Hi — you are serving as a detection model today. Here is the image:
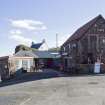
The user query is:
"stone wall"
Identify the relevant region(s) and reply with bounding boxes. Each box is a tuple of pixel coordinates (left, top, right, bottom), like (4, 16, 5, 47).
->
(0, 57, 10, 80)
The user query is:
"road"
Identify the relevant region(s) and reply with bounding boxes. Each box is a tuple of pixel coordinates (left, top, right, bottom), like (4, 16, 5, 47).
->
(0, 69, 105, 105)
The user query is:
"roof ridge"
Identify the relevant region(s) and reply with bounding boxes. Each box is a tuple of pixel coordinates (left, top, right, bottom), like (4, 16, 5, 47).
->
(75, 14, 103, 39)
(62, 15, 105, 46)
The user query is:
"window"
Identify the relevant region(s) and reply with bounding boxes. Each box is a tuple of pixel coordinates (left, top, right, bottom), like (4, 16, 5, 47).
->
(94, 24, 97, 27)
(97, 29, 104, 32)
(30, 60, 33, 66)
(72, 43, 76, 48)
(15, 60, 19, 66)
(103, 39, 105, 43)
(15, 60, 19, 68)
(22, 60, 28, 69)
(69, 44, 71, 49)
(63, 47, 65, 52)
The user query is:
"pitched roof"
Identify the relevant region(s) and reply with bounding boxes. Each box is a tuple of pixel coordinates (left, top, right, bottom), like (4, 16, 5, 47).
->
(32, 51, 58, 58)
(14, 50, 60, 58)
(31, 43, 43, 49)
(31, 40, 46, 49)
(14, 50, 38, 58)
(62, 15, 105, 46)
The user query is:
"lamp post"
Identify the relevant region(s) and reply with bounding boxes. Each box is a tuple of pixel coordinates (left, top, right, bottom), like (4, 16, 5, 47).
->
(56, 33, 58, 52)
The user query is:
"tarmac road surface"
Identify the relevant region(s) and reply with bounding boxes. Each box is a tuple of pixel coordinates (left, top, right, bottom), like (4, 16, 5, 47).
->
(0, 69, 105, 105)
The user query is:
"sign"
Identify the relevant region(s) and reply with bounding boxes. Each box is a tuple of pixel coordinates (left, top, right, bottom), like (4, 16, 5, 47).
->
(94, 62, 100, 73)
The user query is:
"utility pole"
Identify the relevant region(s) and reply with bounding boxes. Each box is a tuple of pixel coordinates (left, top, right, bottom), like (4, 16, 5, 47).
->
(56, 33, 58, 52)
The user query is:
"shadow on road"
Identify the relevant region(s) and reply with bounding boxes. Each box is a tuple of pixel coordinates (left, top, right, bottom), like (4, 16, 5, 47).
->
(0, 69, 104, 88)
(0, 69, 67, 88)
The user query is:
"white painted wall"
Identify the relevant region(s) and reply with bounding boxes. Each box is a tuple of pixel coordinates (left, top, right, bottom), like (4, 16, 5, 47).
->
(39, 42, 49, 51)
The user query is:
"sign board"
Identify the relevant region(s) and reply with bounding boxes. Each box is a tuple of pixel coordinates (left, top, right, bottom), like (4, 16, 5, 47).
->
(94, 62, 100, 73)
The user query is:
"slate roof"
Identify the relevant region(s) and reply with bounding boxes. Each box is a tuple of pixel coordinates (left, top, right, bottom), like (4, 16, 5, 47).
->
(14, 50, 38, 58)
(32, 51, 58, 58)
(31, 43, 43, 49)
(62, 15, 105, 46)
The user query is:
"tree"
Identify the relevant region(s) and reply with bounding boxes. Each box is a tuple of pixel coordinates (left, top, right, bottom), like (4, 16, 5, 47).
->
(15, 44, 37, 53)
(48, 47, 60, 52)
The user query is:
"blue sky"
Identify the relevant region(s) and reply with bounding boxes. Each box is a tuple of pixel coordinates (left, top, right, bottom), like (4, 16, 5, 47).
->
(0, 0, 105, 56)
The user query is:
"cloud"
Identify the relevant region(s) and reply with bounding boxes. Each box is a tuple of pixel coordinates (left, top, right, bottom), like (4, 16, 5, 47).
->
(10, 34, 33, 45)
(10, 29, 22, 35)
(10, 19, 47, 31)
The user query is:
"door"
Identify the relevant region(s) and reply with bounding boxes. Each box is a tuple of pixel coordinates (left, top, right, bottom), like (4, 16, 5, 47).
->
(64, 58, 68, 71)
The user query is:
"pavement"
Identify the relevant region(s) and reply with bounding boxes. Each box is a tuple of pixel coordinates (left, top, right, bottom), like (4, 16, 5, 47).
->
(0, 69, 105, 105)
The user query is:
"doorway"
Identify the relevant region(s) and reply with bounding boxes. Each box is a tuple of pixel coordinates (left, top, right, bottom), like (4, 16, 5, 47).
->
(88, 53, 94, 64)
